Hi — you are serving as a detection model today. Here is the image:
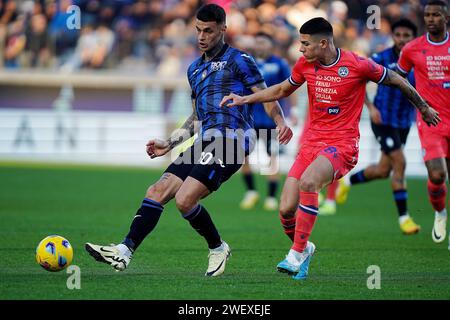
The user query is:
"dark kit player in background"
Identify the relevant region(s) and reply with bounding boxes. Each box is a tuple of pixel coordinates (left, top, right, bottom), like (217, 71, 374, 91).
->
(239, 32, 294, 212)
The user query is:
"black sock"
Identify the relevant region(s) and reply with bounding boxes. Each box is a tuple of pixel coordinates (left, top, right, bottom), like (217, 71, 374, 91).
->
(268, 180, 278, 198)
(350, 170, 367, 185)
(393, 189, 408, 217)
(183, 204, 222, 249)
(122, 198, 164, 251)
(243, 173, 255, 191)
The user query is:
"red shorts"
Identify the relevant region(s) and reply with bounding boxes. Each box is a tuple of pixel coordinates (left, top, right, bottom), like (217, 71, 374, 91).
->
(288, 140, 359, 182)
(417, 118, 450, 161)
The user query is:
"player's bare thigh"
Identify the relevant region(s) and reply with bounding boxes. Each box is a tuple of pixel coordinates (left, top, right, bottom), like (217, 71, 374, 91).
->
(175, 176, 210, 214)
(426, 158, 447, 184)
(145, 172, 184, 205)
(299, 155, 334, 192)
(280, 155, 335, 217)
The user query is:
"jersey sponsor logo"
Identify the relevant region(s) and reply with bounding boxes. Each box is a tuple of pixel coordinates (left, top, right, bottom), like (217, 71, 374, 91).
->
(443, 82, 450, 89)
(338, 67, 349, 77)
(327, 106, 340, 115)
(201, 70, 208, 80)
(211, 61, 227, 72)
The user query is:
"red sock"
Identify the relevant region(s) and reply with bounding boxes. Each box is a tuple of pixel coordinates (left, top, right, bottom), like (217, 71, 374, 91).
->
(292, 192, 318, 252)
(279, 213, 296, 242)
(326, 180, 339, 200)
(427, 180, 447, 212)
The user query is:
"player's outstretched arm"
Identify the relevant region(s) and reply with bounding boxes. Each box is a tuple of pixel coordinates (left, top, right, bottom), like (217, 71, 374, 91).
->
(381, 69, 441, 127)
(251, 82, 293, 145)
(146, 109, 198, 159)
(220, 79, 296, 107)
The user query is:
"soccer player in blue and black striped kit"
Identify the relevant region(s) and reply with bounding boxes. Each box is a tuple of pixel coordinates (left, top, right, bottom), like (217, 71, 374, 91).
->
(240, 32, 294, 212)
(337, 19, 420, 234)
(85, 4, 292, 277)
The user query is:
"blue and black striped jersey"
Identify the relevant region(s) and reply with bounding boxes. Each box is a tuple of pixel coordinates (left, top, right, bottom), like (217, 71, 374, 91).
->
(187, 44, 264, 139)
(371, 47, 416, 128)
(253, 55, 291, 129)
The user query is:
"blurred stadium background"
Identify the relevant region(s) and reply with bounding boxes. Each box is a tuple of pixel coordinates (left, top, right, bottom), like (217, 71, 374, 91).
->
(3, 0, 450, 301)
(0, 0, 431, 174)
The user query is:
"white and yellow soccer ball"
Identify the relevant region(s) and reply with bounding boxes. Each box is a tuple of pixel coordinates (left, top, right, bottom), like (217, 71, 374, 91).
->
(35, 235, 73, 272)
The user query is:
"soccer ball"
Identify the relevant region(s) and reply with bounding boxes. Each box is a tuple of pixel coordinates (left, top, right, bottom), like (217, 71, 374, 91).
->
(35, 235, 73, 272)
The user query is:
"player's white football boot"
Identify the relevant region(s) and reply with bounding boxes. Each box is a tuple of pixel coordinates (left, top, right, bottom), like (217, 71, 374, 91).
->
(85, 242, 132, 271)
(276, 254, 301, 275)
(292, 241, 316, 280)
(276, 241, 316, 277)
(205, 241, 231, 277)
(432, 212, 447, 243)
(240, 190, 259, 210)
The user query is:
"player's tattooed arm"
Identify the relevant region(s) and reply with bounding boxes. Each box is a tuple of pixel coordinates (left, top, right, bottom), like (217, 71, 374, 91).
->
(166, 111, 198, 150)
(381, 69, 441, 126)
(146, 101, 198, 159)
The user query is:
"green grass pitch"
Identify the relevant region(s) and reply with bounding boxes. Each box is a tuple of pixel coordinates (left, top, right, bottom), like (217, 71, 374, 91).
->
(1, 162, 450, 300)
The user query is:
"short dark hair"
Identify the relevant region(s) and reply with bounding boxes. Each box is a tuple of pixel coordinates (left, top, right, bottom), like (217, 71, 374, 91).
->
(391, 19, 418, 37)
(299, 17, 333, 37)
(196, 4, 226, 24)
(426, 0, 448, 10)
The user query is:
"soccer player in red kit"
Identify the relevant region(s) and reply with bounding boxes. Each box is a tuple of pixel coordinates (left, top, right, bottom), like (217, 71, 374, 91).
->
(397, 0, 450, 245)
(221, 17, 440, 280)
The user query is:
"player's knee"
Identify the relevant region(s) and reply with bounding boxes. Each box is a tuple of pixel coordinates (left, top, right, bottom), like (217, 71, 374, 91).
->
(175, 193, 197, 214)
(299, 176, 318, 192)
(429, 170, 446, 185)
(279, 203, 296, 219)
(146, 184, 172, 204)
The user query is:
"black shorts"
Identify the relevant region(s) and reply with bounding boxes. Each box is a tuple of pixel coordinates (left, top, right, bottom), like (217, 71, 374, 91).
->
(165, 137, 246, 192)
(255, 127, 284, 156)
(371, 122, 410, 154)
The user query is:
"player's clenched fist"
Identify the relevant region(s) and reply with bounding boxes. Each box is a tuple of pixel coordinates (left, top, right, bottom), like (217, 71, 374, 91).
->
(146, 139, 171, 159)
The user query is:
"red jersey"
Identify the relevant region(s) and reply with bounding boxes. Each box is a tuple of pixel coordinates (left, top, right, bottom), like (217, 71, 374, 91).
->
(397, 32, 450, 121)
(290, 49, 387, 144)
